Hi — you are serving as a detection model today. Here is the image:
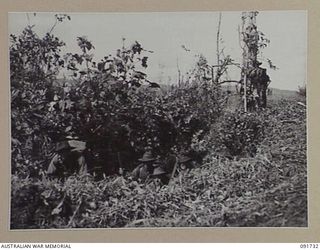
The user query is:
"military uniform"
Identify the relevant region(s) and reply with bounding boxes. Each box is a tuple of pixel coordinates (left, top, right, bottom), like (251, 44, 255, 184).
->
(131, 151, 156, 182)
(178, 155, 194, 171)
(151, 154, 195, 185)
(151, 165, 171, 185)
(47, 140, 88, 178)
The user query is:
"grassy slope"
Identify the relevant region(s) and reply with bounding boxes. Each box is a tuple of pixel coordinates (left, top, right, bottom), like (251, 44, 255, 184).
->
(139, 96, 307, 227)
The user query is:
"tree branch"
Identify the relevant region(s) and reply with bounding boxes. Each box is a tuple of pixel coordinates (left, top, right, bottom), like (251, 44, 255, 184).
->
(218, 80, 241, 85)
(216, 12, 222, 65)
(48, 17, 58, 34)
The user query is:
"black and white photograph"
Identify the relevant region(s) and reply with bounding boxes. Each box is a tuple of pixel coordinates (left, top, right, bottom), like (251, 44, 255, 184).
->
(9, 11, 307, 229)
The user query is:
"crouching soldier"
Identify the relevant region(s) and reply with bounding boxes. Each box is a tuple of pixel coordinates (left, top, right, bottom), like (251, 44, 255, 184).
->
(47, 140, 88, 179)
(151, 154, 197, 185)
(131, 151, 156, 182)
(151, 165, 170, 185)
(178, 154, 196, 171)
(151, 154, 178, 185)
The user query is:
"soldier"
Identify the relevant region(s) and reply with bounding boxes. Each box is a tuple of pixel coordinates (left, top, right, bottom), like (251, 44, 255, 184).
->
(178, 154, 195, 171)
(248, 62, 270, 108)
(46, 140, 88, 179)
(151, 154, 197, 185)
(151, 165, 170, 185)
(148, 154, 175, 185)
(131, 151, 156, 182)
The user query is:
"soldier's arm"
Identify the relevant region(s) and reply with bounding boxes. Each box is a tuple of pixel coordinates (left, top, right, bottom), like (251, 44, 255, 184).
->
(46, 154, 60, 175)
(131, 166, 140, 180)
(78, 155, 88, 175)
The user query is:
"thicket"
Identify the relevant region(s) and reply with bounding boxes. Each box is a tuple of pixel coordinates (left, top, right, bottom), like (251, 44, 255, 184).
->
(11, 24, 223, 179)
(11, 98, 307, 228)
(10, 18, 307, 228)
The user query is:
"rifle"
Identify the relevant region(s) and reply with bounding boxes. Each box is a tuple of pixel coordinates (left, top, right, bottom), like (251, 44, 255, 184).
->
(169, 156, 179, 184)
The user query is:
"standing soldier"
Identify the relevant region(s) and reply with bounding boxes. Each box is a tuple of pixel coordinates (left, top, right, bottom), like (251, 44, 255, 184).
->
(46, 139, 88, 179)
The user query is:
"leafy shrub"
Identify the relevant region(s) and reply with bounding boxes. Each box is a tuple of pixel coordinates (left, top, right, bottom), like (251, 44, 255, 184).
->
(218, 111, 266, 157)
(10, 24, 223, 177)
(10, 26, 66, 177)
(297, 84, 306, 97)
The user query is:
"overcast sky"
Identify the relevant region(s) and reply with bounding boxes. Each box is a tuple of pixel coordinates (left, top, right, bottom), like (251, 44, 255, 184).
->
(9, 11, 307, 90)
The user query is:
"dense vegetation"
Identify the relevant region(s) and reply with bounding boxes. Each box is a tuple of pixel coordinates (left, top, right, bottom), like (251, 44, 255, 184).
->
(10, 16, 307, 229)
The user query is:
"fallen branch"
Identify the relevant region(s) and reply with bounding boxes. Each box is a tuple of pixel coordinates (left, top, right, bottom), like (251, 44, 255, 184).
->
(281, 120, 298, 124)
(125, 218, 152, 227)
(297, 102, 306, 108)
(67, 198, 82, 228)
(169, 156, 179, 185)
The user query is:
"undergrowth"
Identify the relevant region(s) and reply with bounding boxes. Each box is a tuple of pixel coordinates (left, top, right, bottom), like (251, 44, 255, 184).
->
(11, 98, 307, 228)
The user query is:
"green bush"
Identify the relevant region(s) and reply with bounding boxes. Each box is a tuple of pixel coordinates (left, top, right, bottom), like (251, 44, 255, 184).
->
(218, 112, 266, 157)
(10, 26, 222, 177)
